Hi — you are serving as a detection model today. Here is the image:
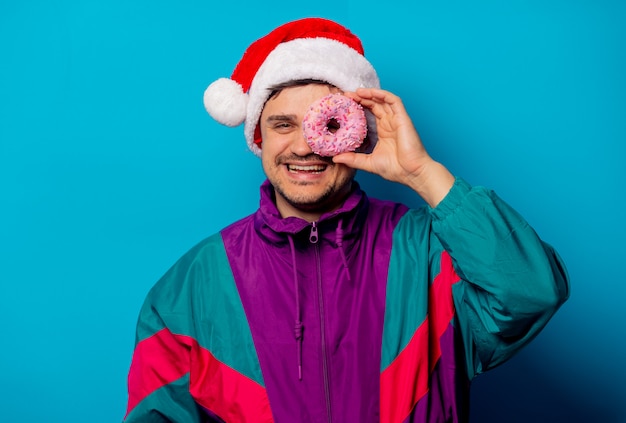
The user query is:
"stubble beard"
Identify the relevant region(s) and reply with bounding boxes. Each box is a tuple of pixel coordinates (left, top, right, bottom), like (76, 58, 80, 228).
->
(271, 170, 355, 213)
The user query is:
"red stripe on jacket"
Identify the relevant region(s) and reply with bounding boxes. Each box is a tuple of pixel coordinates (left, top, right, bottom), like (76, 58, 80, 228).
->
(380, 251, 461, 422)
(125, 327, 272, 421)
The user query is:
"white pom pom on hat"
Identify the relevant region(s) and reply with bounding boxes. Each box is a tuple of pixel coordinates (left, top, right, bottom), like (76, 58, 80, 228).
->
(203, 78, 248, 127)
(203, 17, 380, 157)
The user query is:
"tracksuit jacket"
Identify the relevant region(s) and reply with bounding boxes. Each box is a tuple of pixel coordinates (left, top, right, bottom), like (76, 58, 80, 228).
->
(124, 177, 570, 423)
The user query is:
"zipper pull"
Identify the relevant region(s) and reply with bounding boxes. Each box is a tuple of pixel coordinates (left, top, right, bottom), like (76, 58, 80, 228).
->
(309, 221, 319, 244)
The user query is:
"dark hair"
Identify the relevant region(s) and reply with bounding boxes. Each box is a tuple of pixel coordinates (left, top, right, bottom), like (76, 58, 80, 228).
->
(267, 79, 335, 100)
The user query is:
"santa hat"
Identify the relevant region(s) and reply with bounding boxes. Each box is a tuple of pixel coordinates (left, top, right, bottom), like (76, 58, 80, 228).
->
(203, 17, 380, 156)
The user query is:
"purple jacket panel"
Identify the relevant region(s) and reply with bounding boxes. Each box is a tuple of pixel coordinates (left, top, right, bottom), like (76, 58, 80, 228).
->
(221, 181, 409, 422)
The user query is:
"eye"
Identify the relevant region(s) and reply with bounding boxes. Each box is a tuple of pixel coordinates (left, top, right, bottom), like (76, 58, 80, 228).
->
(272, 121, 295, 133)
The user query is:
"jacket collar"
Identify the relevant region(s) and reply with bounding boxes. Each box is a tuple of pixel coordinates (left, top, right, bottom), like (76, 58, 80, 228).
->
(254, 179, 369, 245)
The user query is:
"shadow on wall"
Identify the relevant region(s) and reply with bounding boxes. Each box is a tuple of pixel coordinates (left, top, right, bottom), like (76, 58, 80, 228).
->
(469, 351, 617, 423)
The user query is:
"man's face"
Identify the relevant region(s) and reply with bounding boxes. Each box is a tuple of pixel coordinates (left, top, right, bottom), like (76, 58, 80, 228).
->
(259, 84, 356, 220)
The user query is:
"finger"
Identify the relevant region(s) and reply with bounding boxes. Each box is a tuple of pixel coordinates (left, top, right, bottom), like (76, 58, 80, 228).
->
(354, 87, 381, 98)
(357, 88, 406, 114)
(344, 91, 383, 109)
(344, 92, 388, 120)
(357, 90, 407, 118)
(358, 99, 386, 120)
(342, 91, 363, 102)
(332, 152, 373, 172)
(358, 97, 396, 121)
(355, 87, 395, 102)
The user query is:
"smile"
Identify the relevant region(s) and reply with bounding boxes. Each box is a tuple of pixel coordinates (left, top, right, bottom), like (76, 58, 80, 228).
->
(287, 164, 327, 173)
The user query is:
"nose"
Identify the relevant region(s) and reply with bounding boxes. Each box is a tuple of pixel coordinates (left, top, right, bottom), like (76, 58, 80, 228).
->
(290, 128, 314, 157)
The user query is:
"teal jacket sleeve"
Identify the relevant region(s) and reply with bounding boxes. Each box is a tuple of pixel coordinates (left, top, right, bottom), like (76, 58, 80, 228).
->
(123, 311, 204, 422)
(123, 255, 205, 422)
(430, 178, 570, 379)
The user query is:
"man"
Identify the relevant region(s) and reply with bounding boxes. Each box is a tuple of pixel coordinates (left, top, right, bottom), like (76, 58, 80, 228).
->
(124, 18, 569, 422)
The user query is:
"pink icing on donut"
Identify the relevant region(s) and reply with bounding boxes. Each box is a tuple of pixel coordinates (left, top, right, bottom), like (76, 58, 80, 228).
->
(302, 93, 367, 156)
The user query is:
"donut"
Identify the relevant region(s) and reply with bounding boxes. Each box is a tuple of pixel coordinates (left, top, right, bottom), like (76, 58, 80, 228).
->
(302, 93, 367, 156)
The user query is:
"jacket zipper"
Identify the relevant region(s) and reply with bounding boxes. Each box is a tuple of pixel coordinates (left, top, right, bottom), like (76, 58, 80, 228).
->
(310, 222, 332, 422)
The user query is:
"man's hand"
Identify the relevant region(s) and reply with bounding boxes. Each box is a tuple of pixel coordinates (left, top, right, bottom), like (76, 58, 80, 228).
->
(333, 88, 455, 207)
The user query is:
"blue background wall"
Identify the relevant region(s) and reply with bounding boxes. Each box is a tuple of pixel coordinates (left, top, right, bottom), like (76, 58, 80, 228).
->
(1, 1, 624, 422)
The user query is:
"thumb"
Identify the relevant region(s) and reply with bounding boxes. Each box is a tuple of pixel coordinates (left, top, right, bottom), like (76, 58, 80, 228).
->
(332, 152, 372, 172)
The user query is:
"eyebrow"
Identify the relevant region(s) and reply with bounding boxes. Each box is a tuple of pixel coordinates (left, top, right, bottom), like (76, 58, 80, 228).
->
(265, 114, 298, 123)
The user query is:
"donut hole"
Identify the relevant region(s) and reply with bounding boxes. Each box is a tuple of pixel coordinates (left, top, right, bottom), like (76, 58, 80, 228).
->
(326, 118, 340, 134)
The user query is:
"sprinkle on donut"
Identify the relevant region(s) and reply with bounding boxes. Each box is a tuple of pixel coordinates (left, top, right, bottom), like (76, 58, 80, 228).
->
(302, 93, 368, 157)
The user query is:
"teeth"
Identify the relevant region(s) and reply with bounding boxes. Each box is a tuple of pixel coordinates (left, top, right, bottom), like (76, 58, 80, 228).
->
(288, 164, 326, 172)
